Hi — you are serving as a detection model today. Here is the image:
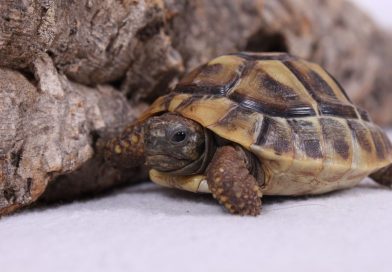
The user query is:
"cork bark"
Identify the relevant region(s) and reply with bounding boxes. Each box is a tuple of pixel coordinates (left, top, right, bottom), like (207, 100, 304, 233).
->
(1, 0, 391, 215)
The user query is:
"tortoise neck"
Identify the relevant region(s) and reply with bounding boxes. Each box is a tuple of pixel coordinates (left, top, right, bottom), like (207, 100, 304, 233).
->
(166, 129, 216, 176)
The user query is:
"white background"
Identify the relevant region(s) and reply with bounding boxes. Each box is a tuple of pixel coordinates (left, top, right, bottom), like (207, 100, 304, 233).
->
(354, 0, 392, 27)
(1, 2, 391, 272)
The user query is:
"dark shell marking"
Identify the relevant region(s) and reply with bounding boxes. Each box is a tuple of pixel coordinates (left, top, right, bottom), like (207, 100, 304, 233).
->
(358, 108, 371, 122)
(288, 119, 323, 159)
(347, 120, 373, 153)
(231, 52, 296, 61)
(256, 117, 292, 155)
(216, 106, 255, 132)
(371, 129, 388, 160)
(320, 118, 350, 160)
(284, 60, 359, 119)
(326, 71, 353, 103)
(175, 52, 364, 121)
(227, 64, 317, 117)
(175, 61, 245, 96)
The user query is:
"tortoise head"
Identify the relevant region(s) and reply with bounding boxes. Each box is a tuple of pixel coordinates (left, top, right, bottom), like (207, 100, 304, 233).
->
(144, 113, 209, 174)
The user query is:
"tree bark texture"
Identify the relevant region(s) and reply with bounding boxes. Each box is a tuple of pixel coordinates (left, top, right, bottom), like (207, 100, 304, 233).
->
(1, 0, 391, 215)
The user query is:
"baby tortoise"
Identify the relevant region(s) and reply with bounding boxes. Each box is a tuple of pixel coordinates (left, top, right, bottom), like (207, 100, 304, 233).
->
(105, 52, 392, 216)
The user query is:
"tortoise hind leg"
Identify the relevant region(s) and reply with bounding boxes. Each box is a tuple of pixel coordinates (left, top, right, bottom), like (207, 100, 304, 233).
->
(206, 145, 262, 216)
(370, 163, 392, 188)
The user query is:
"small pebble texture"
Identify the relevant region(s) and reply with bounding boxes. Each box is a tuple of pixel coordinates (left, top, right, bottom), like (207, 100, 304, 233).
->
(0, 2, 391, 271)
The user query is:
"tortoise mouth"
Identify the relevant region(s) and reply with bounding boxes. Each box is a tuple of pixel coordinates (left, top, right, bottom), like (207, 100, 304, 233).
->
(149, 169, 210, 193)
(145, 154, 192, 172)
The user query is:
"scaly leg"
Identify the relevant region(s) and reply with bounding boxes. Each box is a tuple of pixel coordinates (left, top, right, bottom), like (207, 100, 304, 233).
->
(206, 146, 262, 216)
(104, 122, 145, 169)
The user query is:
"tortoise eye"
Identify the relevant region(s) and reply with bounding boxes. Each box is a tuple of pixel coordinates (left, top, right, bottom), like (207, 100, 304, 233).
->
(171, 130, 187, 143)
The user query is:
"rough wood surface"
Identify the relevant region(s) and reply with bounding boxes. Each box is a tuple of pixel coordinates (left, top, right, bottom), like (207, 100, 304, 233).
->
(1, 0, 391, 215)
(0, 54, 145, 214)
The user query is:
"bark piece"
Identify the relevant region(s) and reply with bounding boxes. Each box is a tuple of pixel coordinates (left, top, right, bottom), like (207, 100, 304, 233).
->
(0, 54, 141, 215)
(0, 0, 183, 99)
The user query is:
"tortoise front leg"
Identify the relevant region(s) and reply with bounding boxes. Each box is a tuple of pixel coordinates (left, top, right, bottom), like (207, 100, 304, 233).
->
(206, 146, 262, 216)
(104, 122, 145, 169)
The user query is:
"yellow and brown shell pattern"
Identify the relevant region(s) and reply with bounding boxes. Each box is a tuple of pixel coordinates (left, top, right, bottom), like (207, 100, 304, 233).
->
(141, 52, 392, 196)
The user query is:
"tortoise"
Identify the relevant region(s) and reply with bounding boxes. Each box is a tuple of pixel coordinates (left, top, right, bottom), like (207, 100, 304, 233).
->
(105, 52, 392, 216)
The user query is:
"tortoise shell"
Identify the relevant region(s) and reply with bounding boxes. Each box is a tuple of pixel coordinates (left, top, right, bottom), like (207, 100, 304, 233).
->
(141, 52, 392, 195)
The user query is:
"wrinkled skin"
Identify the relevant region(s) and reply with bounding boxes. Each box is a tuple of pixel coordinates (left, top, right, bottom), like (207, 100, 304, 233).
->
(144, 113, 206, 173)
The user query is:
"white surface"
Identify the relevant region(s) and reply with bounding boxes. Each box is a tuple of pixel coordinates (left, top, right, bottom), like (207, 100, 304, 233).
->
(1, 131, 391, 272)
(352, 0, 392, 28)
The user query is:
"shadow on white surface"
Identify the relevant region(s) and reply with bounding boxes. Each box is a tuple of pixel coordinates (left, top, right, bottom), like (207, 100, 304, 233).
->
(23, 178, 386, 217)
